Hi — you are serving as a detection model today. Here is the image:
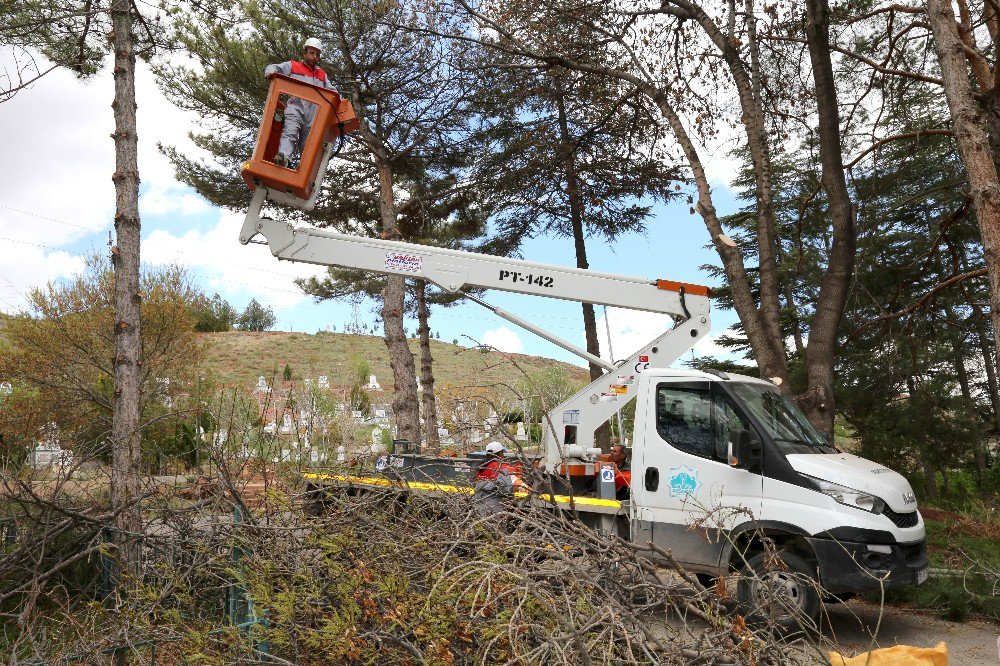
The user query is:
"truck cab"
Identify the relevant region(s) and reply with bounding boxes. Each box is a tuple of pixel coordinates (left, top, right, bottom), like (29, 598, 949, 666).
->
(630, 368, 928, 608)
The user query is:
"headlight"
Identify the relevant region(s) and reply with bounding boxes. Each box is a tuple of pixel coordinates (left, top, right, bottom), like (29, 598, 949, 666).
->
(804, 475, 885, 514)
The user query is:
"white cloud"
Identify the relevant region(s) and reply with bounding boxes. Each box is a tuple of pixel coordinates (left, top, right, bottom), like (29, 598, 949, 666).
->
(0, 52, 206, 249)
(595, 308, 749, 366)
(694, 329, 751, 364)
(0, 244, 86, 313)
(595, 309, 672, 362)
(481, 326, 524, 354)
(143, 211, 327, 310)
(140, 186, 211, 217)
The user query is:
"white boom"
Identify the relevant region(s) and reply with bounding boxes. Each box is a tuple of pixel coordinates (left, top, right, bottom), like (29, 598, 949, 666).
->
(240, 211, 711, 469)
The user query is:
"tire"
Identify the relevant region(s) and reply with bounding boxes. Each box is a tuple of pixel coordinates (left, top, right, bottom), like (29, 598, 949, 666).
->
(695, 572, 717, 590)
(736, 550, 820, 633)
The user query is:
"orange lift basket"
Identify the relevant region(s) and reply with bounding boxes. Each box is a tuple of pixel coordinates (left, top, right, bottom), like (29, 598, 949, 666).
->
(242, 74, 360, 201)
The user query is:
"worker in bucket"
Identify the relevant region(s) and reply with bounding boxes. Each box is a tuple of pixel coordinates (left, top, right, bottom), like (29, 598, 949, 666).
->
(264, 37, 338, 168)
(473, 441, 524, 516)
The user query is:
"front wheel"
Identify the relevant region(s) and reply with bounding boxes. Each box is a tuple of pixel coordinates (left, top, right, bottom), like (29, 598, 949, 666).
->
(736, 550, 820, 633)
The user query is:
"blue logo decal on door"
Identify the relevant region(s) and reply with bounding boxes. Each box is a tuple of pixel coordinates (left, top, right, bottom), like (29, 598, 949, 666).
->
(668, 465, 701, 497)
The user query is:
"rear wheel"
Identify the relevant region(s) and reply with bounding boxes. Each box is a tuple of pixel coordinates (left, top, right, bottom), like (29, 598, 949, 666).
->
(736, 550, 820, 633)
(695, 572, 717, 590)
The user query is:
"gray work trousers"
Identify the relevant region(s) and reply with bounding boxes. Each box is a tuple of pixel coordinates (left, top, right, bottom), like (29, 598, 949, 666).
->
(278, 98, 318, 161)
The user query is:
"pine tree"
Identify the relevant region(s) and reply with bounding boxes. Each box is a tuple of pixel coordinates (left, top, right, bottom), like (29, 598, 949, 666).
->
(160, 0, 496, 444)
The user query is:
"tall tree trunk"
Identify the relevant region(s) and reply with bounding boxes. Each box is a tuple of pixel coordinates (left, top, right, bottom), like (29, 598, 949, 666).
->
(373, 156, 420, 444)
(923, 463, 941, 501)
(945, 304, 985, 480)
(802, 0, 856, 437)
(671, 0, 787, 369)
(109, 0, 143, 582)
(556, 91, 610, 452)
(929, 0, 1000, 366)
(976, 318, 1000, 437)
(957, 243, 1000, 441)
(415, 282, 440, 452)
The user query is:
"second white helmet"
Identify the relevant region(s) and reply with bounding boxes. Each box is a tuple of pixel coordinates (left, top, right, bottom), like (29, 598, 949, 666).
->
(303, 37, 323, 53)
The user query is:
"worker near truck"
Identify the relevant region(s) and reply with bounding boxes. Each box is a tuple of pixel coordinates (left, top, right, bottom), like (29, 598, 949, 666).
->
(473, 442, 523, 516)
(264, 38, 338, 168)
(609, 444, 631, 499)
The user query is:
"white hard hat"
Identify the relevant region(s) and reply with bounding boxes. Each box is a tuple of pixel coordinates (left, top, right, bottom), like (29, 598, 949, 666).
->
(485, 441, 506, 454)
(303, 37, 323, 53)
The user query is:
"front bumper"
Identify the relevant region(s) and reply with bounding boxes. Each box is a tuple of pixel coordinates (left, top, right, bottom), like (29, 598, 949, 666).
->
(806, 535, 928, 594)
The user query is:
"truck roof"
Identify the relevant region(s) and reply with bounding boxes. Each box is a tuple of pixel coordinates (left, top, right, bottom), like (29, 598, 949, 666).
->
(646, 367, 774, 386)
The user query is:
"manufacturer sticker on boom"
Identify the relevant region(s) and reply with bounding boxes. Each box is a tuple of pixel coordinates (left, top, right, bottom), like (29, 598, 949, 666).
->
(385, 251, 422, 274)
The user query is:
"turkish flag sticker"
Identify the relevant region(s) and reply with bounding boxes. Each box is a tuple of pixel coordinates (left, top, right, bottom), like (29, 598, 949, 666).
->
(639, 355, 648, 363)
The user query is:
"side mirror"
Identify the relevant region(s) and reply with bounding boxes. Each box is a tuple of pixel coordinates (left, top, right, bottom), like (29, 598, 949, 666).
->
(728, 429, 762, 471)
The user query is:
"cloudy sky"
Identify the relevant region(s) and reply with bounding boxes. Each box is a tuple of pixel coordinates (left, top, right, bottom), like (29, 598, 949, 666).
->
(0, 50, 745, 367)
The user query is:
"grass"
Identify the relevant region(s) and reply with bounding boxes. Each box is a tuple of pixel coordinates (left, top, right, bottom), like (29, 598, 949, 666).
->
(866, 512, 1000, 622)
(198, 330, 588, 392)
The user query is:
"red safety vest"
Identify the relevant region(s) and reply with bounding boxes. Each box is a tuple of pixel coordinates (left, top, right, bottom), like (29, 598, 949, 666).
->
(475, 459, 521, 482)
(289, 60, 329, 84)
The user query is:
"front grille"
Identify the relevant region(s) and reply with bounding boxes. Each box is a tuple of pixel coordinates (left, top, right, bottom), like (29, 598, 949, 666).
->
(882, 507, 919, 528)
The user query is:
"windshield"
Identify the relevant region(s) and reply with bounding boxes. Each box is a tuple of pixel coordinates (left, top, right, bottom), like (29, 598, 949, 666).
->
(729, 382, 835, 454)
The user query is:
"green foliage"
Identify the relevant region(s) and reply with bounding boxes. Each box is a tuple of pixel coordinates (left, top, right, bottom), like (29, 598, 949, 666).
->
(349, 359, 372, 417)
(237, 299, 276, 332)
(282, 364, 293, 381)
(0, 254, 203, 451)
(870, 519, 1000, 621)
(193, 293, 237, 332)
(684, 354, 760, 378)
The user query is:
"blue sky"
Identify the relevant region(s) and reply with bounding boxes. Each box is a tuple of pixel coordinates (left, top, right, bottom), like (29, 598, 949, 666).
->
(0, 54, 745, 368)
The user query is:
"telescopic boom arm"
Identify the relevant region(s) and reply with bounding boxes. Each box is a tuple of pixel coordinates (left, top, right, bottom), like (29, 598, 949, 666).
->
(240, 211, 712, 468)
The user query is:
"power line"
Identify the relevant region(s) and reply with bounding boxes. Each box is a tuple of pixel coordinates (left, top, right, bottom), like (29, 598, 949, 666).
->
(0, 204, 104, 233)
(0, 235, 64, 251)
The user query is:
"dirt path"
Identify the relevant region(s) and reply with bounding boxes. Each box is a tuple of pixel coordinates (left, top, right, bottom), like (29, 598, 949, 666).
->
(821, 599, 998, 665)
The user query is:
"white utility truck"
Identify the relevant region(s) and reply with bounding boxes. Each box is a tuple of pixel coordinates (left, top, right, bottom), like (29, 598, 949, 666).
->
(239, 79, 928, 630)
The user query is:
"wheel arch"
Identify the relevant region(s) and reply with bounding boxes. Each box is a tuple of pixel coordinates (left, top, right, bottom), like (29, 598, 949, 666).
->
(722, 520, 817, 572)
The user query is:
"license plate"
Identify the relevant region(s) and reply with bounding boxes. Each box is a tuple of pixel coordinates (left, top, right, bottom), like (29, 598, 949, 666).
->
(916, 568, 929, 585)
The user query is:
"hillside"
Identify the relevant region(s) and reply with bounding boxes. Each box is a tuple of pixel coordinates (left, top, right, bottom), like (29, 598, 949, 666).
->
(199, 330, 589, 393)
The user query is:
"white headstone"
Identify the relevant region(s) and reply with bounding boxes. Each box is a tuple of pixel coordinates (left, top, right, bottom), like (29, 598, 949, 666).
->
(0, 381, 12, 395)
(351, 410, 363, 420)
(318, 375, 329, 389)
(470, 428, 482, 443)
(257, 376, 270, 393)
(515, 421, 527, 441)
(372, 428, 382, 447)
(214, 428, 228, 446)
(367, 375, 381, 391)
(264, 420, 277, 435)
(299, 409, 309, 426)
(374, 408, 387, 419)
(336, 445, 346, 463)
(281, 414, 293, 433)
(438, 427, 449, 438)
(31, 431, 72, 467)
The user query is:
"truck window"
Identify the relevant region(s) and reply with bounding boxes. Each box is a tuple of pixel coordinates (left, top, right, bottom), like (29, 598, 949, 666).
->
(711, 391, 750, 460)
(729, 382, 835, 454)
(656, 386, 716, 460)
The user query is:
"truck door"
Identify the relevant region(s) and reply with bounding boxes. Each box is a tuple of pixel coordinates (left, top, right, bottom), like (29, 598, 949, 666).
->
(631, 380, 763, 568)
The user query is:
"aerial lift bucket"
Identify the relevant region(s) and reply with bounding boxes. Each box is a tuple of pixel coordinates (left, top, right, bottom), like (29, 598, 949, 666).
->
(241, 74, 360, 201)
